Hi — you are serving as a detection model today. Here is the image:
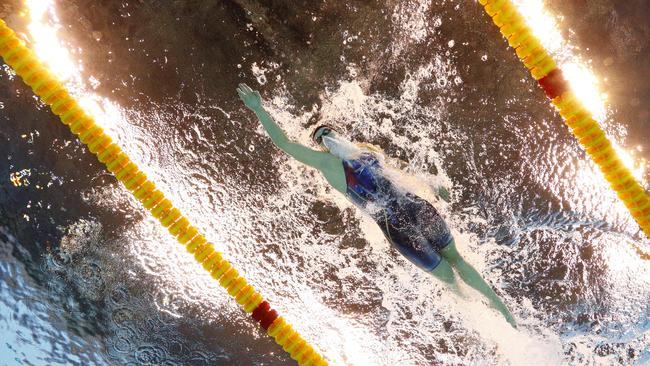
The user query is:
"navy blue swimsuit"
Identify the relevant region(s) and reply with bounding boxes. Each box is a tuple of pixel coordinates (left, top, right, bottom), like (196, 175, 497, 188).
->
(342, 152, 453, 271)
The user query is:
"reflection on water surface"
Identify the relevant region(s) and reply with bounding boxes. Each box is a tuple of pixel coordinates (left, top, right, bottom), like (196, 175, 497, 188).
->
(0, 0, 649, 364)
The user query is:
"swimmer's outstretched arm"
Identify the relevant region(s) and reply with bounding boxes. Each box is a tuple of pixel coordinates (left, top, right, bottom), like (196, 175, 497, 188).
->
(237, 84, 347, 192)
(237, 84, 330, 168)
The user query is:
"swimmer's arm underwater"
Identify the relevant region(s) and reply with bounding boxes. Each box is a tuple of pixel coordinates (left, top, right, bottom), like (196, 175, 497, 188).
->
(237, 83, 330, 168)
(237, 84, 347, 192)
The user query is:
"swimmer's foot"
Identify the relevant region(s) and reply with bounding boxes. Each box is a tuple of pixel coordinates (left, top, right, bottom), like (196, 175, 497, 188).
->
(504, 313, 517, 329)
(493, 302, 517, 328)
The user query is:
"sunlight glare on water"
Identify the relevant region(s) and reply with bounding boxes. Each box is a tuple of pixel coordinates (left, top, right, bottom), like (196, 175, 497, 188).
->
(514, 0, 648, 227)
(18, 2, 385, 364)
(21, 0, 234, 316)
(25, 0, 79, 83)
(512, 0, 563, 53)
(614, 144, 647, 182)
(560, 62, 608, 123)
(5, 0, 649, 364)
(513, 0, 608, 122)
(24, 0, 127, 131)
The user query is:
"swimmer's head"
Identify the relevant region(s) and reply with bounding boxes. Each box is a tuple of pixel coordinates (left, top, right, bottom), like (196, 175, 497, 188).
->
(312, 125, 336, 146)
(312, 125, 362, 159)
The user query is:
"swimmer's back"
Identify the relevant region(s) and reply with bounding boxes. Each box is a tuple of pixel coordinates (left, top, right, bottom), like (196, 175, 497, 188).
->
(342, 152, 453, 270)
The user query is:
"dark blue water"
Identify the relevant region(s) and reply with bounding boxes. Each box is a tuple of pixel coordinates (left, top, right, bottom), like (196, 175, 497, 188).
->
(1, 0, 649, 365)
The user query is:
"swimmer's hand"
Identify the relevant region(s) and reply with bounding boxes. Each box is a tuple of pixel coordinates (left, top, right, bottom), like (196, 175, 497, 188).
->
(437, 186, 451, 202)
(237, 83, 262, 111)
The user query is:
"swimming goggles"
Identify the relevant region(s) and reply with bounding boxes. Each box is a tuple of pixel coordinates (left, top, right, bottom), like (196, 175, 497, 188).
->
(313, 126, 332, 144)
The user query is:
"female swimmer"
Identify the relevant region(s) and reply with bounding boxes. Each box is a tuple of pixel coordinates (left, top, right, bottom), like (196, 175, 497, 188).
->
(237, 84, 516, 327)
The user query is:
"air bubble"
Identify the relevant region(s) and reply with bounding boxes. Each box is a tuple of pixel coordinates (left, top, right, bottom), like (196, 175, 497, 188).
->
(109, 286, 130, 305)
(111, 307, 135, 328)
(79, 262, 100, 282)
(49, 249, 72, 269)
(256, 74, 267, 85)
(135, 345, 167, 365)
(113, 336, 134, 353)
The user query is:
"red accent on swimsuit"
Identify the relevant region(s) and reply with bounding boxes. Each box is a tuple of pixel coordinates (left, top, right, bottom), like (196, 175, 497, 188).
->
(344, 163, 359, 188)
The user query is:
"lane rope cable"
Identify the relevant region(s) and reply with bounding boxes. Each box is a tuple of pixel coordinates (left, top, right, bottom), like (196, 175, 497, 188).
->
(476, 0, 650, 241)
(0, 18, 328, 366)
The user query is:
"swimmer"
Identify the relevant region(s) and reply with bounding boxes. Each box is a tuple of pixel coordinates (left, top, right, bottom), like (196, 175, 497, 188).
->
(237, 83, 516, 327)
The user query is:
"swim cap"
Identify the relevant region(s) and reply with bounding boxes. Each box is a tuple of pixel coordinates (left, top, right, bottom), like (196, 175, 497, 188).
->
(312, 125, 337, 144)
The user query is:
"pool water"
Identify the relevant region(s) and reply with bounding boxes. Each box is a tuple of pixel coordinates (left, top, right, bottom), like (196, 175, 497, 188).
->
(0, 0, 649, 365)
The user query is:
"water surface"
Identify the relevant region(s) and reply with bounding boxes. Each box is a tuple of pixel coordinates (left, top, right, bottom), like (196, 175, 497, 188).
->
(0, 0, 649, 364)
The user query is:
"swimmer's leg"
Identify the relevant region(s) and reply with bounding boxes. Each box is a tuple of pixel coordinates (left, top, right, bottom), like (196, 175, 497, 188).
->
(440, 241, 517, 328)
(429, 258, 462, 296)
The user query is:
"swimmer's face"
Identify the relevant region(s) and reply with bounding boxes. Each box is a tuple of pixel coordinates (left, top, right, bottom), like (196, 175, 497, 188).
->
(312, 126, 336, 150)
(313, 127, 363, 160)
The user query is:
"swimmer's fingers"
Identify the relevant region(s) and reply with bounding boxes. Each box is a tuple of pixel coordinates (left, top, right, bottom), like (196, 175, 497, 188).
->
(237, 84, 250, 96)
(237, 86, 255, 101)
(246, 86, 262, 101)
(236, 88, 247, 102)
(237, 84, 262, 110)
(242, 83, 254, 94)
(240, 83, 262, 100)
(236, 86, 244, 96)
(238, 84, 261, 103)
(238, 83, 253, 95)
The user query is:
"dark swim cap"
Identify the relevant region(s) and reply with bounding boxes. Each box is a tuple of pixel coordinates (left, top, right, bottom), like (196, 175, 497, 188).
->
(311, 125, 337, 144)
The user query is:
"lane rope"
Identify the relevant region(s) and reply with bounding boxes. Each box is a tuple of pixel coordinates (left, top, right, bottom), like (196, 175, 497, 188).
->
(477, 0, 650, 239)
(0, 18, 328, 366)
